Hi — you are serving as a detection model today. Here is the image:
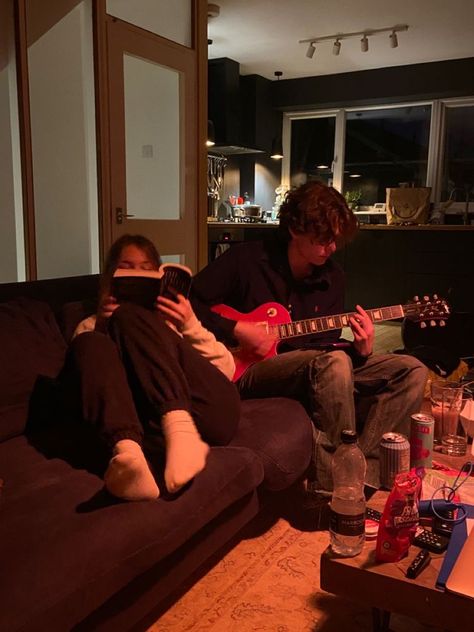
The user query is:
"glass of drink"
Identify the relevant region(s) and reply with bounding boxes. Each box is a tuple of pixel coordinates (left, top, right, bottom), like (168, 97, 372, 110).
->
(440, 391, 472, 456)
(460, 392, 474, 456)
(430, 381, 463, 445)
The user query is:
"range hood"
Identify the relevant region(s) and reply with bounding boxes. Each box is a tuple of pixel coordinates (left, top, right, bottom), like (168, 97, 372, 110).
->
(208, 57, 266, 156)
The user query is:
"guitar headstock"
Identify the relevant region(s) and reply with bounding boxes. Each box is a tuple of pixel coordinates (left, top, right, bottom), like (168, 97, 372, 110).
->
(403, 294, 450, 328)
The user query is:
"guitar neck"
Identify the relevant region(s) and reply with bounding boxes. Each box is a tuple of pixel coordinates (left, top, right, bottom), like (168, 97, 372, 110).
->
(272, 305, 405, 341)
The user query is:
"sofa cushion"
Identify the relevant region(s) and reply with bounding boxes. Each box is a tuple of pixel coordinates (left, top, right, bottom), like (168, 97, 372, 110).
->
(231, 398, 313, 491)
(0, 298, 67, 442)
(0, 429, 263, 632)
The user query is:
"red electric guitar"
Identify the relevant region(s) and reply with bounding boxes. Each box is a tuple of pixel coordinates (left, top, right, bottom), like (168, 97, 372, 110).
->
(211, 295, 450, 381)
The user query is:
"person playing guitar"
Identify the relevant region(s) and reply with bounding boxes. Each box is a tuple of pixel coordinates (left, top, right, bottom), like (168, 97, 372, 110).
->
(191, 181, 428, 502)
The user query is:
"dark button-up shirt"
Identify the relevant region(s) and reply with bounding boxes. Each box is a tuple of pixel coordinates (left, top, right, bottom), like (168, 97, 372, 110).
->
(191, 234, 349, 352)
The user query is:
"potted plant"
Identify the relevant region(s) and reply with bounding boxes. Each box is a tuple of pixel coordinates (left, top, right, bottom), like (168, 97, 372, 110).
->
(345, 189, 362, 210)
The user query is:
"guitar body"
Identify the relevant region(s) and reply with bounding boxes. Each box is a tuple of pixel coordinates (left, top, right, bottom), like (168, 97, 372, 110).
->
(211, 302, 290, 381)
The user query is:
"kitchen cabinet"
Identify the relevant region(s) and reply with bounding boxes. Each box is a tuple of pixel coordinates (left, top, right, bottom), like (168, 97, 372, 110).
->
(336, 226, 474, 313)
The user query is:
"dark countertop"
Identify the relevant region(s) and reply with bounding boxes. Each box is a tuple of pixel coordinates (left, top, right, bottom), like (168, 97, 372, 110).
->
(207, 221, 474, 231)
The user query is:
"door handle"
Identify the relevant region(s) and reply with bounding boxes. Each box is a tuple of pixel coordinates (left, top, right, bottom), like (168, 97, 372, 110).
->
(115, 207, 135, 224)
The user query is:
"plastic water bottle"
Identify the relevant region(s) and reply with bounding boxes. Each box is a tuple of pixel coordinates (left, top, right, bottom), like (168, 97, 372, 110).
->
(330, 429, 367, 557)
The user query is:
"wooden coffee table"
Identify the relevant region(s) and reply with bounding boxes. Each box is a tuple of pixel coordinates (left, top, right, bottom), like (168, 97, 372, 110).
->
(320, 454, 474, 632)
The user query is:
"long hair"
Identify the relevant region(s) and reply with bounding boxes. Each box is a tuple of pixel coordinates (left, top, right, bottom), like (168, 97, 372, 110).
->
(100, 234, 161, 299)
(278, 181, 358, 246)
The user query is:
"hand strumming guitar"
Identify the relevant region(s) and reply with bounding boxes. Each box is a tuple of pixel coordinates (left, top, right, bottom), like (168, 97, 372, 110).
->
(233, 320, 276, 359)
(349, 304, 374, 358)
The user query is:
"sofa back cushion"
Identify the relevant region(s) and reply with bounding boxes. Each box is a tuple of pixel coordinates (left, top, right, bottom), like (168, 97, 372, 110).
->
(0, 298, 67, 441)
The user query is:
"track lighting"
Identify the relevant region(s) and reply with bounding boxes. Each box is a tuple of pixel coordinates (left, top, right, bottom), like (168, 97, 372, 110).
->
(306, 42, 316, 59)
(299, 24, 408, 59)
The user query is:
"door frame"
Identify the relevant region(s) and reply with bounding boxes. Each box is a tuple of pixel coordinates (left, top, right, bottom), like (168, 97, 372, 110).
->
(93, 0, 207, 269)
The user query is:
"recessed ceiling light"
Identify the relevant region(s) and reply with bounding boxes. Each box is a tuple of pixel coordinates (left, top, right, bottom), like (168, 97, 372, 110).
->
(317, 164, 329, 169)
(349, 173, 362, 178)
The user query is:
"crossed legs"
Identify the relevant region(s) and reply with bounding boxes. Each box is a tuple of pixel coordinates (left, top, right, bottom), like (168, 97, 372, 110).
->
(65, 304, 240, 500)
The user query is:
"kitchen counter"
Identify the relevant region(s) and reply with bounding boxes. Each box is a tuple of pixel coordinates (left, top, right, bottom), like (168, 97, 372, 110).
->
(358, 224, 474, 231)
(207, 220, 279, 228)
(208, 220, 474, 231)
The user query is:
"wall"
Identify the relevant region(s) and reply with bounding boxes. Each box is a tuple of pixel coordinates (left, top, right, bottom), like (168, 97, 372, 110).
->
(27, 0, 99, 279)
(273, 57, 474, 110)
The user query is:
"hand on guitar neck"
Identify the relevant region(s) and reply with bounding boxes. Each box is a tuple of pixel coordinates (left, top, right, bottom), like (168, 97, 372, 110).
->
(349, 305, 375, 358)
(233, 320, 277, 359)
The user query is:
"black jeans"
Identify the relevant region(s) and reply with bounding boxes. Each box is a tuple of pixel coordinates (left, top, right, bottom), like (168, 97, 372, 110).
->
(61, 304, 240, 455)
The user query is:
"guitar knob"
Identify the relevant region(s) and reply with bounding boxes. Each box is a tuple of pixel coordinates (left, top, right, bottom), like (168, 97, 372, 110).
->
(413, 295, 419, 302)
(433, 294, 438, 300)
(439, 320, 446, 327)
(423, 295, 429, 302)
(430, 320, 436, 327)
(420, 321, 427, 329)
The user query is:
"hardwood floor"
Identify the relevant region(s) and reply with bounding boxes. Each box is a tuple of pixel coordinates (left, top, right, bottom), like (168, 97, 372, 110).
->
(342, 321, 404, 355)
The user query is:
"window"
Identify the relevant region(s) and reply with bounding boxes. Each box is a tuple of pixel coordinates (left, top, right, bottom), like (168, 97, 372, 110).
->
(344, 105, 431, 206)
(290, 116, 336, 188)
(440, 104, 474, 210)
(283, 98, 473, 213)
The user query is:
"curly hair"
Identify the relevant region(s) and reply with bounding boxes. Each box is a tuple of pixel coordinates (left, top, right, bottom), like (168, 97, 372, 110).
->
(278, 181, 358, 245)
(100, 234, 161, 298)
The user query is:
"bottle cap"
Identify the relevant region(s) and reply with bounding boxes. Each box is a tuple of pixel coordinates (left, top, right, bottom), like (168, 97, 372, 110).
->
(341, 429, 357, 444)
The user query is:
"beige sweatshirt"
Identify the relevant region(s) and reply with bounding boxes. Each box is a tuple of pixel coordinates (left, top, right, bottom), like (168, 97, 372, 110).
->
(73, 313, 235, 380)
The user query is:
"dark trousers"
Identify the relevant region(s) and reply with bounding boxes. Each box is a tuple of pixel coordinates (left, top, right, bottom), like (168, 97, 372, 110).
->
(61, 304, 240, 456)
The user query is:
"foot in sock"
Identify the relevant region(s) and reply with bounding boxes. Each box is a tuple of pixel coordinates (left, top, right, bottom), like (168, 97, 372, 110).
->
(105, 439, 160, 501)
(162, 410, 210, 493)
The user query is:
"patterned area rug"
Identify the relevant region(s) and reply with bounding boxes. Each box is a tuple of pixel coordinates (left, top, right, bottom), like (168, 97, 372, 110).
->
(149, 497, 442, 632)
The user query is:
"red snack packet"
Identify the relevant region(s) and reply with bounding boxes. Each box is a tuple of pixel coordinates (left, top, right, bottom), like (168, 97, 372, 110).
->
(375, 469, 421, 562)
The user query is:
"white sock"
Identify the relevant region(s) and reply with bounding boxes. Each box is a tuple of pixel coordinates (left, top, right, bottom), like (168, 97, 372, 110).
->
(104, 439, 159, 501)
(162, 410, 210, 493)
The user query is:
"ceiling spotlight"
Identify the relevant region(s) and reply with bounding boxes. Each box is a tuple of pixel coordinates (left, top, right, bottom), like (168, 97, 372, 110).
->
(332, 39, 341, 56)
(349, 173, 362, 178)
(306, 42, 316, 59)
(317, 164, 329, 169)
(389, 30, 398, 48)
(360, 35, 369, 52)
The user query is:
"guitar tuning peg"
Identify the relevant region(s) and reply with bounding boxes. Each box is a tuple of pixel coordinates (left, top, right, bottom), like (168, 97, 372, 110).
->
(430, 320, 437, 327)
(420, 321, 427, 328)
(439, 320, 446, 327)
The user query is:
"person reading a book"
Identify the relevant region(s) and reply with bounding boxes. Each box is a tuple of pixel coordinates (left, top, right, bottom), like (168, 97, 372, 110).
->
(191, 181, 428, 499)
(66, 234, 240, 501)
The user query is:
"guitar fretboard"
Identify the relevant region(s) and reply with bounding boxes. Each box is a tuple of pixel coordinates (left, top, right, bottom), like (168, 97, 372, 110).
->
(270, 305, 405, 340)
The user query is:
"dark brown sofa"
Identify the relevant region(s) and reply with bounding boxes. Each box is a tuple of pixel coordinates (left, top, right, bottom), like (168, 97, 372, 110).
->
(0, 275, 313, 632)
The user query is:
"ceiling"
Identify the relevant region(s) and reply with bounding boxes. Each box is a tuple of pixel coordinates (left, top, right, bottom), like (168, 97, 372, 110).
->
(207, 0, 474, 80)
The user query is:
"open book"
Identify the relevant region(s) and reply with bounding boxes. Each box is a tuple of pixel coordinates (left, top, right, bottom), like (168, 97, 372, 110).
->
(112, 263, 193, 310)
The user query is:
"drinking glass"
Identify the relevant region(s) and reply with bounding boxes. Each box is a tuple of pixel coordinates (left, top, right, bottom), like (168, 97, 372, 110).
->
(460, 393, 474, 456)
(430, 381, 464, 445)
(441, 392, 472, 456)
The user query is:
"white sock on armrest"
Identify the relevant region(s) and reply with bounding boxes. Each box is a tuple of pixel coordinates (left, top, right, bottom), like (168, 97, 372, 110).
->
(162, 410, 210, 493)
(104, 439, 160, 501)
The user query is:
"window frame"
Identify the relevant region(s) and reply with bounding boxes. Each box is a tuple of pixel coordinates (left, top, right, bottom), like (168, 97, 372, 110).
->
(282, 96, 474, 210)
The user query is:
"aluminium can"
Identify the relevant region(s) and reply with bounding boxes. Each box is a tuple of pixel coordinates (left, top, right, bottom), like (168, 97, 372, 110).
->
(410, 412, 435, 469)
(379, 432, 410, 490)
